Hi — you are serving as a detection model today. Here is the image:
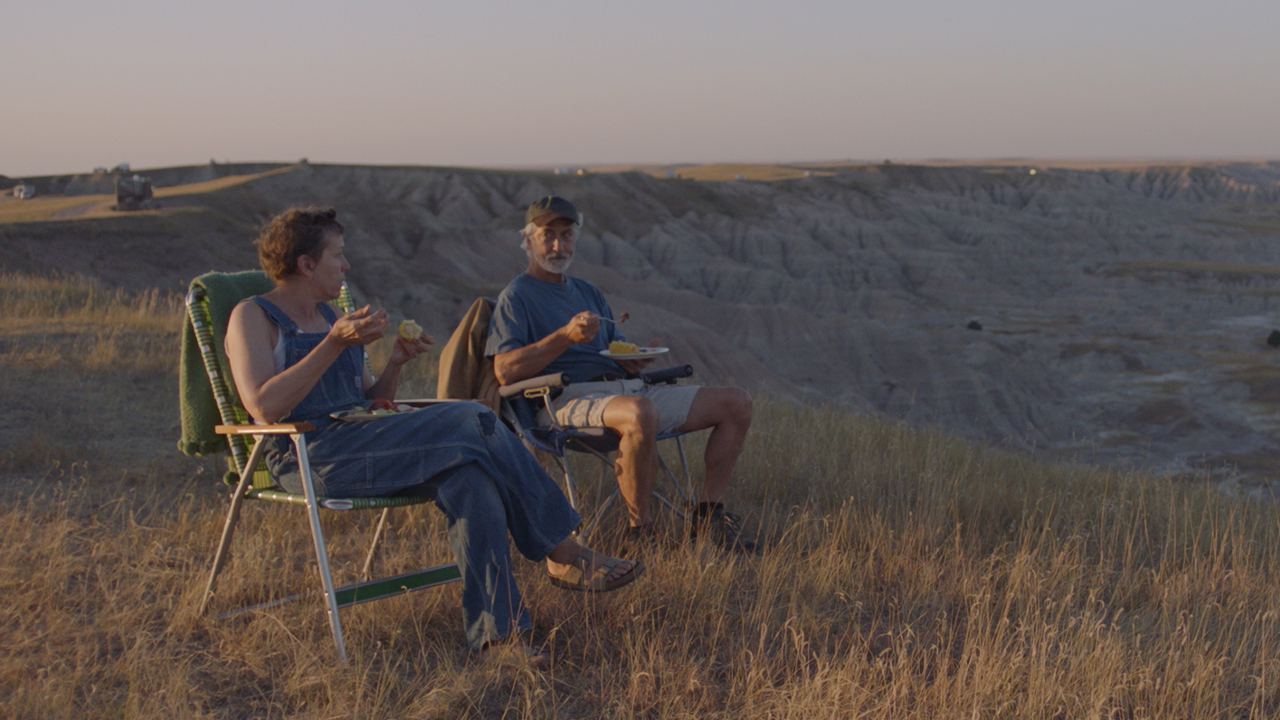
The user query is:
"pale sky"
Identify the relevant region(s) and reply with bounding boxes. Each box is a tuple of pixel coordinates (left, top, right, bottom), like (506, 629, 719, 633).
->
(3, 0, 1278, 177)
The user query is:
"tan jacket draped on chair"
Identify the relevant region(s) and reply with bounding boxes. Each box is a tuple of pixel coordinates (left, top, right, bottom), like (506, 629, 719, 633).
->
(436, 297, 501, 410)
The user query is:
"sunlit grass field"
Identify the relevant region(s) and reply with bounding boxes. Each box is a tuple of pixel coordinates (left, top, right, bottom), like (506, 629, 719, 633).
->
(0, 168, 294, 223)
(4, 273, 1280, 719)
(670, 164, 835, 182)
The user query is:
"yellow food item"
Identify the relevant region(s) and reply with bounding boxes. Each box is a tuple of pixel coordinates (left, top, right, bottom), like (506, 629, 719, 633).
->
(608, 341, 639, 354)
(398, 319, 423, 341)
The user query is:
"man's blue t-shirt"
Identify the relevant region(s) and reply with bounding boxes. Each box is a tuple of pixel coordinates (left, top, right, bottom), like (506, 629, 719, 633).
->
(485, 273, 626, 384)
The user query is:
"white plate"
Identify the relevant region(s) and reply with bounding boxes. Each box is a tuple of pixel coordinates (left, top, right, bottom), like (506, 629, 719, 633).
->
(330, 405, 418, 422)
(599, 347, 669, 360)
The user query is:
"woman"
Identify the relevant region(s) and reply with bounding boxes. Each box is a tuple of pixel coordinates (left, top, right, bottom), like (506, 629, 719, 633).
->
(224, 206, 641, 660)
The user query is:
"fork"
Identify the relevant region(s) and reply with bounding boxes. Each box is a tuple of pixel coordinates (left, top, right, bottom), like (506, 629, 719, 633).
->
(596, 312, 629, 325)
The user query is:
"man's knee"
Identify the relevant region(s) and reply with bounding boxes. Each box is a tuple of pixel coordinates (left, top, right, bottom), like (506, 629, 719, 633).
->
(704, 386, 752, 428)
(725, 387, 752, 425)
(604, 395, 659, 439)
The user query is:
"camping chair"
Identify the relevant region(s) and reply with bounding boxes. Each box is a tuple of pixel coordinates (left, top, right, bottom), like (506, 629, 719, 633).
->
(499, 367, 700, 541)
(181, 271, 460, 664)
(437, 297, 702, 541)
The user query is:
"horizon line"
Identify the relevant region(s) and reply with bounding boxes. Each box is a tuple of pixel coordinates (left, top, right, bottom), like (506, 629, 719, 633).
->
(7, 156, 1280, 180)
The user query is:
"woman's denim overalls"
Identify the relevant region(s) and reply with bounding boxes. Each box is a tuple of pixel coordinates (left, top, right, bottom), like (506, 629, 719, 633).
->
(253, 296, 581, 648)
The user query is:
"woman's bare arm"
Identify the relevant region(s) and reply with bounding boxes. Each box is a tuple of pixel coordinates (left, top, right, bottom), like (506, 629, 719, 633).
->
(225, 300, 347, 423)
(225, 301, 388, 423)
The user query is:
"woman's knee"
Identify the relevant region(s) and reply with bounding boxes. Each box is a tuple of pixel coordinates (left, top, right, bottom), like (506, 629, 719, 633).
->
(434, 463, 503, 522)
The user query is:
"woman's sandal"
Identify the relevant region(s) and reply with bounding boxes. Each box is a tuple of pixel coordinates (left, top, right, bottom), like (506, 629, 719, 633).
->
(547, 545, 644, 593)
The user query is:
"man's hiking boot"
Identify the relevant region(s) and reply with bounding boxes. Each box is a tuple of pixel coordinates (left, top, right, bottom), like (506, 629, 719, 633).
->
(620, 523, 660, 556)
(691, 502, 759, 554)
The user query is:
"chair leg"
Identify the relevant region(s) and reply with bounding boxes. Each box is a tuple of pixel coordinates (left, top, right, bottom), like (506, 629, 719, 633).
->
(553, 454, 579, 510)
(580, 489, 619, 542)
(656, 454, 692, 519)
(360, 508, 391, 582)
(294, 433, 348, 665)
(673, 435, 695, 502)
(598, 459, 611, 494)
(562, 454, 612, 542)
(563, 435, 700, 539)
(199, 437, 268, 616)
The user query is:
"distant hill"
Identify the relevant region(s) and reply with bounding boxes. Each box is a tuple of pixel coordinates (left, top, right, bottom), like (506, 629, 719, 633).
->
(4, 159, 1280, 488)
(8, 162, 294, 198)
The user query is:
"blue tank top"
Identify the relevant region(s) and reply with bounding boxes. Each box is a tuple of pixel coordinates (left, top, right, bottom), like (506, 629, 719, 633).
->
(251, 296, 367, 422)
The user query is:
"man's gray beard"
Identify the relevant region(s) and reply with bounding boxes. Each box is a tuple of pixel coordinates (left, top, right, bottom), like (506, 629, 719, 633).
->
(535, 253, 573, 275)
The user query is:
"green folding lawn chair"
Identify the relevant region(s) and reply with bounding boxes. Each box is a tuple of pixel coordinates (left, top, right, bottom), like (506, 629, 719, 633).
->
(180, 270, 460, 664)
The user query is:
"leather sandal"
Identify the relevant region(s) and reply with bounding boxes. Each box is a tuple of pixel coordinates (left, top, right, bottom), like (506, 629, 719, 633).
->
(547, 545, 644, 593)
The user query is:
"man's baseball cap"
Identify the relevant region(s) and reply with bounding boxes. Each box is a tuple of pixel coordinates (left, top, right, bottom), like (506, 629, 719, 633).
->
(526, 196, 582, 227)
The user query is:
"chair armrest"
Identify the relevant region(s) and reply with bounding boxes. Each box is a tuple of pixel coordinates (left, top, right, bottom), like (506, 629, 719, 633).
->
(641, 365, 693, 385)
(216, 423, 316, 435)
(396, 398, 491, 408)
(498, 373, 571, 399)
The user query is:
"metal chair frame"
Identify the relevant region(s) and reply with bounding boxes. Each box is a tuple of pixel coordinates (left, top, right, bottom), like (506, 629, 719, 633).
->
(498, 367, 700, 541)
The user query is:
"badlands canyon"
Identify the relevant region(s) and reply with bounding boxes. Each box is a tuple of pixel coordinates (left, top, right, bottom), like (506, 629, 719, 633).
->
(4, 159, 1280, 490)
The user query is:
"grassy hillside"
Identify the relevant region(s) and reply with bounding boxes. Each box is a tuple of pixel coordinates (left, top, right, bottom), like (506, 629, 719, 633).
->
(5, 273, 1280, 719)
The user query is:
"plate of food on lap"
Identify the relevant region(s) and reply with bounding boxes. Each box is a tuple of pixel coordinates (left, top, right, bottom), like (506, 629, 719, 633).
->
(331, 398, 420, 422)
(599, 341, 669, 360)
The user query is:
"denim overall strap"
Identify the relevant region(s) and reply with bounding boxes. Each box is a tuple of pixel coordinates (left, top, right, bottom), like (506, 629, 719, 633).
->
(315, 300, 340, 325)
(251, 295, 366, 422)
(251, 295, 300, 335)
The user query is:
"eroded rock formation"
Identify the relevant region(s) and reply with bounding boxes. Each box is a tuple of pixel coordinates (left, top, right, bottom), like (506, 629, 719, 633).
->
(5, 160, 1280, 489)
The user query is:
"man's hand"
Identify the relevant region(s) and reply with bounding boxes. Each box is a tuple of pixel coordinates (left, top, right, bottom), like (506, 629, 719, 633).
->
(329, 305, 388, 347)
(561, 311, 600, 344)
(615, 338, 662, 375)
(388, 333, 434, 367)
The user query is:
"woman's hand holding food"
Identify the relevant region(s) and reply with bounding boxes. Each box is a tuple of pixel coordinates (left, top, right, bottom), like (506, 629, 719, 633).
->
(330, 305, 388, 347)
(388, 319, 434, 366)
(363, 316, 432, 401)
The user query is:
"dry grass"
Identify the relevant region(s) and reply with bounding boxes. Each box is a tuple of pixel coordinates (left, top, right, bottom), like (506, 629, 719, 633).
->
(5, 273, 1280, 718)
(670, 164, 834, 183)
(0, 168, 294, 224)
(0, 273, 183, 473)
(1198, 205, 1280, 237)
(1103, 259, 1280, 279)
(150, 168, 297, 199)
(0, 194, 119, 223)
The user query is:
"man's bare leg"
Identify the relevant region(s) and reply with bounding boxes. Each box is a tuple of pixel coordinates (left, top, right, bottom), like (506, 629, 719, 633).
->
(675, 387, 753, 503)
(601, 395, 659, 527)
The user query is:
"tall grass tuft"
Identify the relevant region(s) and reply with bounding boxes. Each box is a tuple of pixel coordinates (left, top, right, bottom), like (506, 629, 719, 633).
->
(0, 271, 182, 373)
(0, 273, 183, 472)
(5, 272, 1280, 718)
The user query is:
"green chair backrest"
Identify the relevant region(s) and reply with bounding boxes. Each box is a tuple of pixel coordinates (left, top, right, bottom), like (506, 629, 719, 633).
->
(184, 272, 364, 487)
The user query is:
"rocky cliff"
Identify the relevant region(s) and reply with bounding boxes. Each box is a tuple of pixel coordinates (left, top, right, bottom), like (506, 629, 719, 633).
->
(4, 160, 1280, 489)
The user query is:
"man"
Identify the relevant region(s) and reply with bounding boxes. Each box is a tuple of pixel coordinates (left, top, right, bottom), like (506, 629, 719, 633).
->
(485, 196, 756, 552)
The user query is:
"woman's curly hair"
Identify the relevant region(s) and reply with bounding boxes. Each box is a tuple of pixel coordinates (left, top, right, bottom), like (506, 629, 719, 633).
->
(255, 207, 344, 282)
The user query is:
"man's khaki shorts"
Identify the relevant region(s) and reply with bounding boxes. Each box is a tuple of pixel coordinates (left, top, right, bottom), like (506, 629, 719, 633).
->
(538, 379, 701, 435)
